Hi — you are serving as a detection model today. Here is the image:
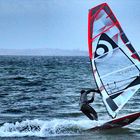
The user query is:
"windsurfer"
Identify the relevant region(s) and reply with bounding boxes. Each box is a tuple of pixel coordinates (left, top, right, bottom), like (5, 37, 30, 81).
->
(80, 89, 100, 121)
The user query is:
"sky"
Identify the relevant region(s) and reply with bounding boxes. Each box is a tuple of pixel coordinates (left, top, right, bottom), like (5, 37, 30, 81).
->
(0, 0, 140, 51)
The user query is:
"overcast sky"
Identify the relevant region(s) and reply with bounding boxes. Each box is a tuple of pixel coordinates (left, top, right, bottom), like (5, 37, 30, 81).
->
(0, 0, 140, 51)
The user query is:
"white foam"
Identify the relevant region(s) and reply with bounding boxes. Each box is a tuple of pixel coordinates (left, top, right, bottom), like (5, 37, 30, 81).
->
(0, 118, 103, 137)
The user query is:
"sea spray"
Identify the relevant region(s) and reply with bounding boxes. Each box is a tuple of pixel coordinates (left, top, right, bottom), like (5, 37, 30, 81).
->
(0, 118, 100, 137)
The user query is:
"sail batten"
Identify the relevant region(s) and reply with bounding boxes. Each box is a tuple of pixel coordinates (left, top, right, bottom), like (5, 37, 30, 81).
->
(88, 3, 140, 118)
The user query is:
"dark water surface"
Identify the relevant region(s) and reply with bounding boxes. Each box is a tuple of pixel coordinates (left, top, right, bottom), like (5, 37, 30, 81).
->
(0, 56, 139, 139)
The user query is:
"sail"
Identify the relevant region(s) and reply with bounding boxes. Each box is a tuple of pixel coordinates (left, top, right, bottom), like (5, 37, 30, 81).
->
(88, 3, 140, 118)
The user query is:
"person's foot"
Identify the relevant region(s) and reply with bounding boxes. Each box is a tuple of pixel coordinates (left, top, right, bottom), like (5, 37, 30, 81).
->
(92, 115, 98, 121)
(95, 117, 98, 121)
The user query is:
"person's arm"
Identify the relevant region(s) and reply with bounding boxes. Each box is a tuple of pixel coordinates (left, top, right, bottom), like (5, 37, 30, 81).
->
(86, 89, 100, 94)
(87, 93, 95, 103)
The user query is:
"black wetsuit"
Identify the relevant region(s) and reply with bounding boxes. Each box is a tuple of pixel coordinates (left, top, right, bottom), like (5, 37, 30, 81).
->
(80, 89, 100, 120)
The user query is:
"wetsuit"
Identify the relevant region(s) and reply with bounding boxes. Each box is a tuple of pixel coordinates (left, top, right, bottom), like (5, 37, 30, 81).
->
(80, 89, 100, 120)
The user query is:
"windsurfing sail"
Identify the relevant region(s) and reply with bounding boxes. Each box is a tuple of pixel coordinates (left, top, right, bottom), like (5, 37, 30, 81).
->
(88, 3, 140, 118)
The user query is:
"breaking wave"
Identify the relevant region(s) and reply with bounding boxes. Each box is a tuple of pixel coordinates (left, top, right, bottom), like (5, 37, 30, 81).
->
(0, 119, 100, 137)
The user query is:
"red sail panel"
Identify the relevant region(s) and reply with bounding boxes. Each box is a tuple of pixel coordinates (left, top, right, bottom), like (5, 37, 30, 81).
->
(88, 3, 140, 62)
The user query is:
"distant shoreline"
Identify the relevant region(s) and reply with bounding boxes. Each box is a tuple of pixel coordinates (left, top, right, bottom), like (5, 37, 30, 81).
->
(0, 55, 88, 57)
(0, 48, 88, 56)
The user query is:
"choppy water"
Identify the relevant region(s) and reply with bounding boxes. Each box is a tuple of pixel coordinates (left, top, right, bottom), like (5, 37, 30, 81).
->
(0, 56, 140, 139)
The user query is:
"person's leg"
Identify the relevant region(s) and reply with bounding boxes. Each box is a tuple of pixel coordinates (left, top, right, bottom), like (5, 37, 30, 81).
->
(83, 110, 94, 120)
(87, 105, 98, 120)
(81, 104, 94, 120)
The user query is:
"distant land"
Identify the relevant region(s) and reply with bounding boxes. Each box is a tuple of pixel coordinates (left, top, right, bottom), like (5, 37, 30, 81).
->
(0, 48, 88, 56)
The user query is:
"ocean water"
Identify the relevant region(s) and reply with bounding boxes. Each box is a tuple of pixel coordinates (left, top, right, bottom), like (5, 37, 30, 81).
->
(0, 56, 140, 140)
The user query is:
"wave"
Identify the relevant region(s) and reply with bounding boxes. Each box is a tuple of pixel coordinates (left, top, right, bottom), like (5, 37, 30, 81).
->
(0, 119, 100, 137)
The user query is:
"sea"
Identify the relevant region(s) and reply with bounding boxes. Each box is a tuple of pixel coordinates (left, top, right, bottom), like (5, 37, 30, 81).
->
(0, 55, 140, 140)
